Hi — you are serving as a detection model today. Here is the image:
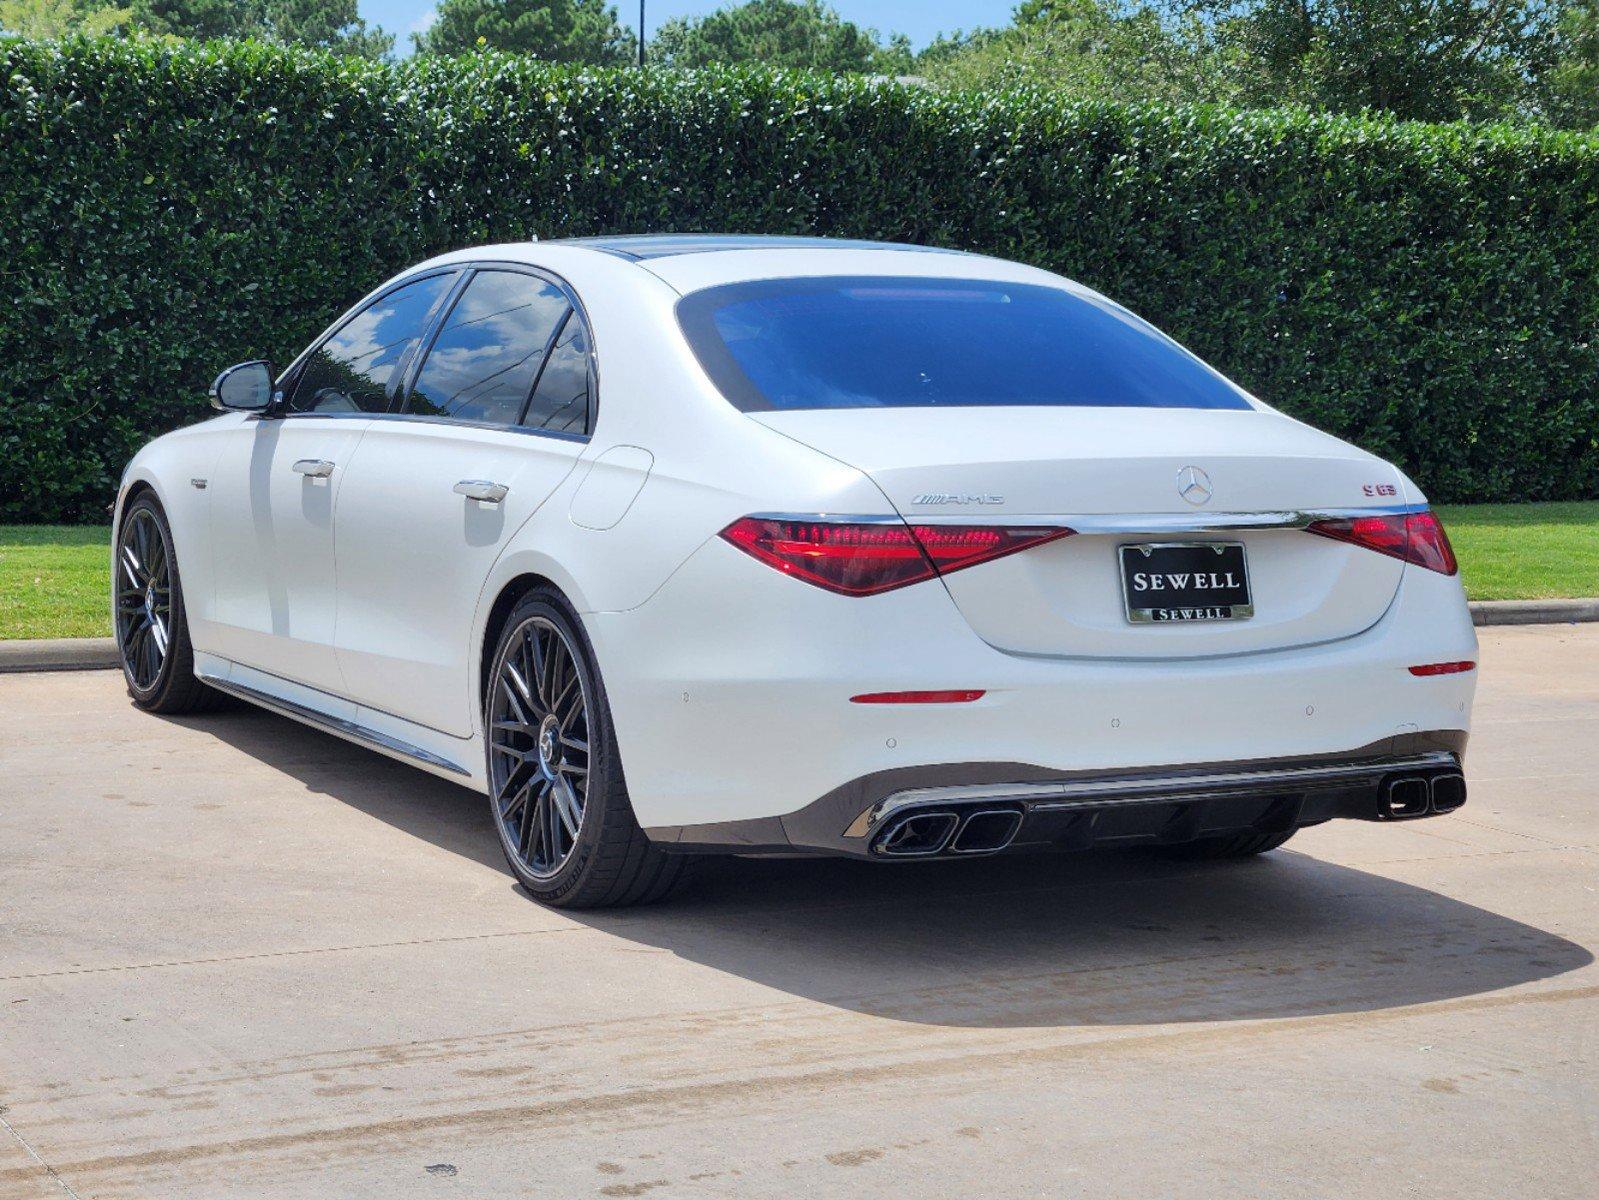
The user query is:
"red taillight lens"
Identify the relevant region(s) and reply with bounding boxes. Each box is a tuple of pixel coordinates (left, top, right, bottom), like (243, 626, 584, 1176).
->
(719, 518, 1073, 596)
(907, 524, 1074, 574)
(1409, 661, 1476, 676)
(1305, 509, 1458, 575)
(850, 690, 987, 704)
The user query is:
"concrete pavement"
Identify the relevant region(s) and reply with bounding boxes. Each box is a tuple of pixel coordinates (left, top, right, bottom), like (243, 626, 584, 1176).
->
(0, 626, 1594, 1198)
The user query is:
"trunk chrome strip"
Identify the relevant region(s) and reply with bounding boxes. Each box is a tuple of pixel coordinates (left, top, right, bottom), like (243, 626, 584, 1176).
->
(746, 505, 1426, 535)
(197, 672, 472, 777)
(908, 504, 1428, 533)
(844, 750, 1458, 837)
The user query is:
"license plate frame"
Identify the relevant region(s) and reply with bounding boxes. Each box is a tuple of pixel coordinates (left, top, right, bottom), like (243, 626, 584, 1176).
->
(1119, 541, 1254, 624)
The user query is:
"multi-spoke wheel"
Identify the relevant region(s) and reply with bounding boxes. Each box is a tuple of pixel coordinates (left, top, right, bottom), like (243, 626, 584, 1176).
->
(489, 614, 593, 881)
(115, 494, 222, 714)
(485, 588, 691, 908)
(117, 506, 173, 692)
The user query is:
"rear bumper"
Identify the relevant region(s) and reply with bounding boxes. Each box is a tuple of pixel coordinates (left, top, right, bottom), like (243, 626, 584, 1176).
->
(589, 535, 1478, 834)
(646, 733, 1468, 859)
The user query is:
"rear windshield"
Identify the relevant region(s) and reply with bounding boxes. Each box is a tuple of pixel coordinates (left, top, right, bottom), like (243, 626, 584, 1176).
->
(677, 276, 1253, 413)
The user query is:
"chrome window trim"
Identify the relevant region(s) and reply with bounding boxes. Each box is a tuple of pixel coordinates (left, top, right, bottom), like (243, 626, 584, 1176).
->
(272, 259, 600, 440)
(251, 410, 591, 446)
(275, 266, 464, 413)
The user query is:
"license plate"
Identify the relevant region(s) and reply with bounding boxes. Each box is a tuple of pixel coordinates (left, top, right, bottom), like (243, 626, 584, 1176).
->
(1120, 542, 1253, 623)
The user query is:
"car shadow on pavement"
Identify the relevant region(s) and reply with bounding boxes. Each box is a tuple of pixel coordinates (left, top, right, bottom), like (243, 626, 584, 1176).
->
(570, 851, 1592, 1028)
(177, 707, 1593, 1031)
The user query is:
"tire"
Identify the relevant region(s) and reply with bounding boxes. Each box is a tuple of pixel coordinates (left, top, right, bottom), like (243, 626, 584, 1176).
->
(484, 587, 691, 909)
(115, 493, 227, 715)
(1161, 829, 1298, 859)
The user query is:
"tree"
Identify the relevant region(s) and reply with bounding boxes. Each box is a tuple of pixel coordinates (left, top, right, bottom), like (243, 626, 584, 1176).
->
(413, 0, 632, 61)
(923, 0, 1574, 124)
(0, 0, 130, 36)
(1543, 0, 1599, 126)
(131, 0, 394, 56)
(920, 0, 1233, 104)
(649, 0, 909, 74)
(1161, 0, 1563, 123)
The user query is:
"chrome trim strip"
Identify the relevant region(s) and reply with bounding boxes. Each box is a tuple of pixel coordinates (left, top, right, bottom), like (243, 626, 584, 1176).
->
(745, 511, 906, 525)
(843, 751, 1458, 837)
(198, 672, 472, 777)
(740, 505, 1427, 535)
(908, 504, 1427, 533)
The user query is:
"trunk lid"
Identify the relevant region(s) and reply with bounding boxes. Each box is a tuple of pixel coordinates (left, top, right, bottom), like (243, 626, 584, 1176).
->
(752, 407, 1408, 658)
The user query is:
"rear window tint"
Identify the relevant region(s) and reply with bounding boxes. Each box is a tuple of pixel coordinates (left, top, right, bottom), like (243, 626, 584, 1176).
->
(677, 277, 1253, 413)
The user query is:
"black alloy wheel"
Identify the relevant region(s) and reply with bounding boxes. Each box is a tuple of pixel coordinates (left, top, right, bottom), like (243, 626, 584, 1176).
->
(485, 588, 690, 908)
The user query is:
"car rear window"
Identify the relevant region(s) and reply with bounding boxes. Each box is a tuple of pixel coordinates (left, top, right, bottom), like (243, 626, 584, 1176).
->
(676, 276, 1253, 413)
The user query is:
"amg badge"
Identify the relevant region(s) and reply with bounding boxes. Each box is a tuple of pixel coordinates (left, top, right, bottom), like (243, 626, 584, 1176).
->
(911, 493, 1005, 506)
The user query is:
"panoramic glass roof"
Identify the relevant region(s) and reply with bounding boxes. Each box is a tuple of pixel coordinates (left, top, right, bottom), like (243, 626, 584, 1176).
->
(555, 234, 967, 261)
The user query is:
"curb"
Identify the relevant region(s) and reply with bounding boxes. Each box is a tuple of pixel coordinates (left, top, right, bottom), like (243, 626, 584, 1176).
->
(1, 601, 1595, 673)
(0, 637, 118, 674)
(1470, 598, 1599, 627)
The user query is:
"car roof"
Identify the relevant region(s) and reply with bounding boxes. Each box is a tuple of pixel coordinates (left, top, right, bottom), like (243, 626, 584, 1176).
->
(550, 234, 970, 261)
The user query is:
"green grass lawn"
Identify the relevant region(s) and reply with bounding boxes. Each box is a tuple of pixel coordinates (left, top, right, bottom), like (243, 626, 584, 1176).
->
(1, 525, 113, 640)
(2, 503, 1595, 640)
(1433, 501, 1599, 603)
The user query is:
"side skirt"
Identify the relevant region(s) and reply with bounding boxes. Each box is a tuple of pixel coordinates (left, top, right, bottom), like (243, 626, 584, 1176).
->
(196, 663, 478, 785)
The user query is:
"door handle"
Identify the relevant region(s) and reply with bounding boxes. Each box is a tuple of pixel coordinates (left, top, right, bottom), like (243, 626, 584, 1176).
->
(293, 459, 335, 478)
(454, 479, 509, 504)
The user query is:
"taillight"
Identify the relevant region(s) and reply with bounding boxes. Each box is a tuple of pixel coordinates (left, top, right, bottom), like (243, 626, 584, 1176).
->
(718, 517, 1073, 596)
(1305, 509, 1457, 575)
(1409, 661, 1475, 676)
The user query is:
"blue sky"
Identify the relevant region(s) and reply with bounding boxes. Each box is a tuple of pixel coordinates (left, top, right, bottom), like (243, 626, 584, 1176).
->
(362, 0, 1021, 53)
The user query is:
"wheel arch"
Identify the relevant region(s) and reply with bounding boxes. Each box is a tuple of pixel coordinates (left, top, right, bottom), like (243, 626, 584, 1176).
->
(478, 573, 561, 707)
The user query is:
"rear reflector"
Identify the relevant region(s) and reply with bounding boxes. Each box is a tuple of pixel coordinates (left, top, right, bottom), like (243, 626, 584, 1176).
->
(1408, 661, 1476, 676)
(720, 517, 1072, 596)
(1306, 509, 1458, 575)
(850, 690, 986, 704)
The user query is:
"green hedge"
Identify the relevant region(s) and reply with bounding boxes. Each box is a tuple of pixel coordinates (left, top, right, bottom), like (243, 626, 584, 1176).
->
(3, 37, 1597, 521)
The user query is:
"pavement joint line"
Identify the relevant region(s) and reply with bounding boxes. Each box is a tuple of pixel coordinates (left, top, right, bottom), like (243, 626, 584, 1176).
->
(0, 861, 1316, 985)
(0, 926, 589, 984)
(23, 930, 1474, 1093)
(1356, 844, 1582, 867)
(1474, 715, 1599, 726)
(0, 1108, 82, 1200)
(4, 981, 1594, 1189)
(1468, 771, 1591, 783)
(6, 911, 1578, 1104)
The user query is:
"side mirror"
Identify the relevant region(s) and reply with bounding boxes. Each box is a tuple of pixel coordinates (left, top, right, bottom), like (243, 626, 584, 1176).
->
(210, 360, 278, 412)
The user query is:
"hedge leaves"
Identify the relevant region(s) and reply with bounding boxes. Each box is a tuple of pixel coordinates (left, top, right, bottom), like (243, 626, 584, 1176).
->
(2, 37, 1596, 520)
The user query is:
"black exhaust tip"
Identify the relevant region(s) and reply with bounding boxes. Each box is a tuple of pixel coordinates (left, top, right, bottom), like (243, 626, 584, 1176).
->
(1380, 776, 1430, 819)
(949, 807, 1024, 855)
(1429, 772, 1467, 813)
(875, 810, 959, 857)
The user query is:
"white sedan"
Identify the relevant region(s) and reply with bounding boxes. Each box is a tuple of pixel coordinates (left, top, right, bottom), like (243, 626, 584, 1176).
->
(114, 235, 1478, 907)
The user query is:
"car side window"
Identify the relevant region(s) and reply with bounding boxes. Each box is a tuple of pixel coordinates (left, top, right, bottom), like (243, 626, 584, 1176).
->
(289, 273, 455, 414)
(522, 312, 592, 435)
(407, 271, 570, 426)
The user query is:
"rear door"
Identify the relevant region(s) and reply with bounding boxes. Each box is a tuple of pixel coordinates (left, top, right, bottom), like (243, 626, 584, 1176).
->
(206, 271, 456, 691)
(332, 266, 593, 737)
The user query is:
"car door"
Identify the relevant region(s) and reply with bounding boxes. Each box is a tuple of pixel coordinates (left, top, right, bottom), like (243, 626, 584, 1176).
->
(333, 266, 594, 737)
(206, 270, 458, 692)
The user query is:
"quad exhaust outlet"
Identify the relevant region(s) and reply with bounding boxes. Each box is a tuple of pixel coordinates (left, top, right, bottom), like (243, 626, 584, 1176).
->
(873, 805, 1024, 857)
(1376, 771, 1467, 820)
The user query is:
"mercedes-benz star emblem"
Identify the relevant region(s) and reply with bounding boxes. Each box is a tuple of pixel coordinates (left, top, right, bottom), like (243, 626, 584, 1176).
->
(1176, 465, 1213, 506)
